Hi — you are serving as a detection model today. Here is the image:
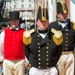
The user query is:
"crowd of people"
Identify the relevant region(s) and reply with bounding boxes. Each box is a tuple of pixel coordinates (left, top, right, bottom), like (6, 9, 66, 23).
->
(0, 1, 75, 75)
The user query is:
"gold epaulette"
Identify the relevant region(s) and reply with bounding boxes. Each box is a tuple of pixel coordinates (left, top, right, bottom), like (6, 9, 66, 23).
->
(71, 21, 75, 30)
(51, 28, 63, 45)
(53, 35, 63, 45)
(23, 29, 35, 45)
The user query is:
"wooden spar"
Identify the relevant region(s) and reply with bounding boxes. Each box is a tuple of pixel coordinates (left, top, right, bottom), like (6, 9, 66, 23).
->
(34, 0, 38, 29)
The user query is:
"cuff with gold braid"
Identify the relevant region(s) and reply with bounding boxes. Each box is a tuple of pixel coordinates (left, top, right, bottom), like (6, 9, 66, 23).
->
(51, 28, 63, 45)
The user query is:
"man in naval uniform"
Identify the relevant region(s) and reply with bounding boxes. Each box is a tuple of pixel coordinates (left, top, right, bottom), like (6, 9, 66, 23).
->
(0, 11, 28, 75)
(23, 6, 63, 75)
(49, 1, 75, 75)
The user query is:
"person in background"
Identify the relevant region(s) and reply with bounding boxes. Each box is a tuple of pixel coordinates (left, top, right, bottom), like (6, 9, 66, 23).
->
(30, 23, 35, 30)
(20, 23, 26, 29)
(20, 17, 26, 29)
(0, 11, 28, 75)
(49, 1, 75, 75)
(1, 24, 7, 31)
(23, 5, 63, 75)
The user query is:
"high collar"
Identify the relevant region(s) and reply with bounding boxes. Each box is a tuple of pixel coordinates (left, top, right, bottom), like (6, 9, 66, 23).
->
(59, 19, 68, 23)
(57, 19, 71, 30)
(38, 29, 48, 33)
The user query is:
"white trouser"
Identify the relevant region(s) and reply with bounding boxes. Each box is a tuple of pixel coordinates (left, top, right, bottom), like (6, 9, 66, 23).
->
(57, 53, 74, 75)
(29, 67, 58, 75)
(3, 59, 25, 75)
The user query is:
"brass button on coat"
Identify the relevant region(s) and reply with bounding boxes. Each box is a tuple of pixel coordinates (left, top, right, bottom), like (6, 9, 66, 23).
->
(38, 66, 41, 68)
(38, 62, 41, 65)
(66, 34, 68, 36)
(38, 50, 40, 52)
(38, 54, 41, 56)
(38, 58, 41, 60)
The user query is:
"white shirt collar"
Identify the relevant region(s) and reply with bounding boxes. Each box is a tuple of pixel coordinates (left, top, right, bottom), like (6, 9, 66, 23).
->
(10, 27, 19, 30)
(59, 22, 68, 28)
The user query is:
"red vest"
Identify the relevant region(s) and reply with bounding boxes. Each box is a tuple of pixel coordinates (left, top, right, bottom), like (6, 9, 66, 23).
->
(4, 28, 25, 60)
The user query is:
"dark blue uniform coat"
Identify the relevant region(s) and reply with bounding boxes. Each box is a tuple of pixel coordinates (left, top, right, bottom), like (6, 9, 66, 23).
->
(25, 29, 62, 69)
